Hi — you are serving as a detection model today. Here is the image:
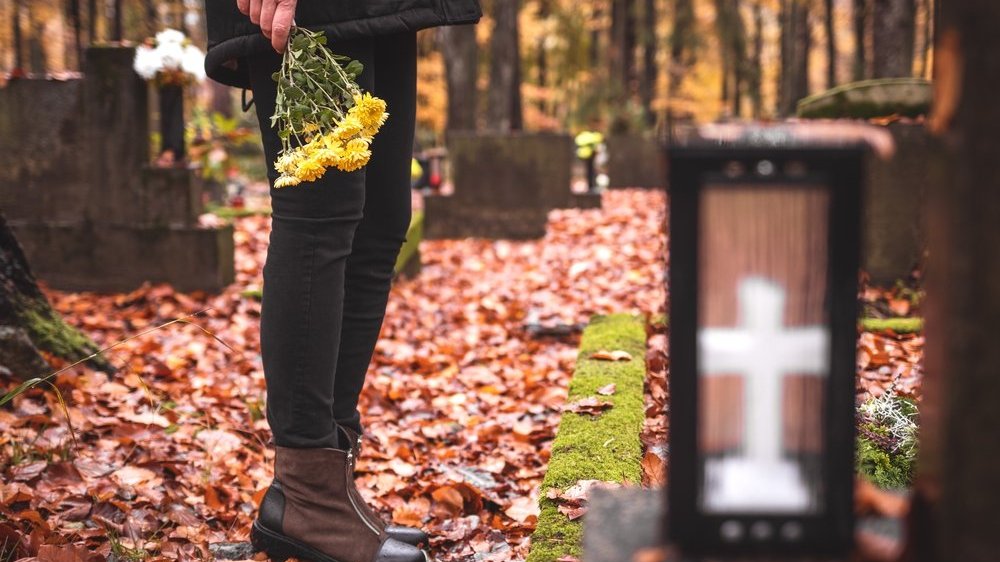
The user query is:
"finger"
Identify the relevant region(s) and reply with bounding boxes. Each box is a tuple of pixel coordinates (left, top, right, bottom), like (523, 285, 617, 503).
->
(237, 0, 250, 15)
(249, 0, 263, 24)
(259, 0, 278, 38)
(271, 1, 296, 52)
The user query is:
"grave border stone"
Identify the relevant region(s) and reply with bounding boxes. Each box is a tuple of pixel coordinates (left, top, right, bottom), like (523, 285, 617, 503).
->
(525, 314, 647, 562)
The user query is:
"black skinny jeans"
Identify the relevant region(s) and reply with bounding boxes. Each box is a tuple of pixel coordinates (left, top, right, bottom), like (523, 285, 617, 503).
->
(246, 32, 416, 449)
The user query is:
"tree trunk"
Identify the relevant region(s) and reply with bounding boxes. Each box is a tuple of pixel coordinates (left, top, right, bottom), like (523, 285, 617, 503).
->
(142, 0, 158, 36)
(908, 0, 1000, 562)
(918, 4, 1000, 561)
(487, 0, 523, 132)
(669, 0, 697, 103)
(715, 0, 748, 117)
(873, 0, 916, 77)
(589, 4, 603, 72)
(28, 17, 46, 73)
(779, 0, 810, 116)
(853, 0, 869, 80)
(750, 1, 764, 118)
(714, 0, 732, 109)
(610, 0, 638, 101)
(111, 0, 123, 41)
(825, 0, 837, 88)
(68, 0, 83, 69)
(0, 214, 111, 379)
(639, 0, 657, 127)
(13, 0, 24, 70)
(917, 0, 933, 78)
(536, 0, 550, 116)
(442, 24, 479, 132)
(87, 0, 96, 45)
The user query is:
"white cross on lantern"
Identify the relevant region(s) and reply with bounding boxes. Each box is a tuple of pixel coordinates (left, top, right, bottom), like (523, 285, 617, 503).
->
(699, 277, 829, 513)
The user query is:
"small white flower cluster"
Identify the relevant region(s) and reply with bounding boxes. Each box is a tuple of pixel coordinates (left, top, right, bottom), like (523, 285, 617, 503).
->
(858, 390, 918, 455)
(133, 28, 206, 83)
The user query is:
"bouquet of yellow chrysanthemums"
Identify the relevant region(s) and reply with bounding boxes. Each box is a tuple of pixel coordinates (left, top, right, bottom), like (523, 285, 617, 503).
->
(270, 27, 388, 188)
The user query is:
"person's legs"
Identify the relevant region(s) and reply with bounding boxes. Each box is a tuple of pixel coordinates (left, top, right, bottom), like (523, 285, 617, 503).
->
(332, 31, 418, 435)
(246, 36, 375, 450)
(245, 34, 426, 562)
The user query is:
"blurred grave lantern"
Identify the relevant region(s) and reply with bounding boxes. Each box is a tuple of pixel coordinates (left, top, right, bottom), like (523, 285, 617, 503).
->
(414, 147, 447, 193)
(667, 125, 865, 557)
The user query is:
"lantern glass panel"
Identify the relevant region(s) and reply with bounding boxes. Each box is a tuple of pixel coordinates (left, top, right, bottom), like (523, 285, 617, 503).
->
(697, 183, 830, 515)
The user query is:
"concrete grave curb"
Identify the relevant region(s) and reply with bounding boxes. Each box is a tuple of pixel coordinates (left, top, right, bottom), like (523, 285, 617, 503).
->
(860, 317, 923, 334)
(526, 314, 648, 562)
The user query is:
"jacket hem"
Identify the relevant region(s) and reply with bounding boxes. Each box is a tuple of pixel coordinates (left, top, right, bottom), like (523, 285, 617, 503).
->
(205, 7, 481, 89)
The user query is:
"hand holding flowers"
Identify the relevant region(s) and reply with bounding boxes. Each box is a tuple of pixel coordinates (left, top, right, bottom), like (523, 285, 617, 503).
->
(270, 28, 389, 188)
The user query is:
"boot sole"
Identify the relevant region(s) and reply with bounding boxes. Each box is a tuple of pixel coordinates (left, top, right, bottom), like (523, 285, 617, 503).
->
(250, 519, 347, 562)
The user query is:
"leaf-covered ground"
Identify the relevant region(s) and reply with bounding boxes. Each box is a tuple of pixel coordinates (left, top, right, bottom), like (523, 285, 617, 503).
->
(0, 189, 667, 562)
(0, 187, 926, 562)
(857, 283, 924, 401)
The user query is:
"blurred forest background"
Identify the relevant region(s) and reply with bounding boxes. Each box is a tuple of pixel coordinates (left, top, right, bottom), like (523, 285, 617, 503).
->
(0, 0, 934, 140)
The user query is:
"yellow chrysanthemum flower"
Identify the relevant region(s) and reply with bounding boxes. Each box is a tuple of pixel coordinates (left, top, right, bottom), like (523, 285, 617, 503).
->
(275, 151, 303, 175)
(294, 156, 327, 182)
(335, 137, 371, 172)
(313, 148, 342, 168)
(274, 175, 301, 188)
(351, 92, 388, 136)
(320, 133, 343, 152)
(333, 115, 364, 141)
(271, 30, 390, 185)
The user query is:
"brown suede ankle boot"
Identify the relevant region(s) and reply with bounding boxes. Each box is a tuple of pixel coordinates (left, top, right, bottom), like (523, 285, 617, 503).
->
(250, 445, 426, 562)
(340, 426, 429, 548)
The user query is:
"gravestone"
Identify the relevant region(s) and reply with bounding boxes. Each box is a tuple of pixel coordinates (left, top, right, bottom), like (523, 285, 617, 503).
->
(676, 120, 940, 284)
(796, 84, 945, 283)
(424, 132, 593, 240)
(864, 122, 949, 284)
(797, 78, 932, 120)
(607, 134, 666, 189)
(0, 46, 234, 293)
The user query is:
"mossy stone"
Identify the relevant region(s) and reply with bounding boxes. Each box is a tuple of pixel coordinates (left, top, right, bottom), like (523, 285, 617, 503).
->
(860, 317, 924, 334)
(797, 78, 932, 119)
(526, 314, 648, 562)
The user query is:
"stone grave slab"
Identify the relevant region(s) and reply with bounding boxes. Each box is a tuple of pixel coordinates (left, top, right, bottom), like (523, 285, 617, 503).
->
(424, 132, 585, 240)
(864, 122, 949, 284)
(797, 78, 932, 120)
(0, 46, 234, 293)
(607, 134, 666, 189)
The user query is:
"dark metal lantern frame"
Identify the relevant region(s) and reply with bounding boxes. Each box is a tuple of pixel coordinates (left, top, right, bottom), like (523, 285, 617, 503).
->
(667, 143, 864, 557)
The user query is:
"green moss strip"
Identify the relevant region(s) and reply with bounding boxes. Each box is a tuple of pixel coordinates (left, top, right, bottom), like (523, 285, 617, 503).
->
(526, 314, 647, 562)
(240, 288, 263, 300)
(860, 317, 924, 334)
(393, 210, 423, 275)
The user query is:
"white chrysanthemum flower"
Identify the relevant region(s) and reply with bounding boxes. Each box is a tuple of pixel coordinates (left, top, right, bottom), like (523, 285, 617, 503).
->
(155, 28, 186, 46)
(156, 40, 185, 71)
(133, 45, 162, 80)
(181, 44, 206, 81)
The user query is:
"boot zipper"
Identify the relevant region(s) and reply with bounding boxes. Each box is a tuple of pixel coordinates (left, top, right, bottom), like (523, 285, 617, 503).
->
(346, 450, 380, 535)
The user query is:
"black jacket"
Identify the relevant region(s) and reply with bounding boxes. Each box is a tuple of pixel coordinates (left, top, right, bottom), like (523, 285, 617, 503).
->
(204, 0, 482, 88)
